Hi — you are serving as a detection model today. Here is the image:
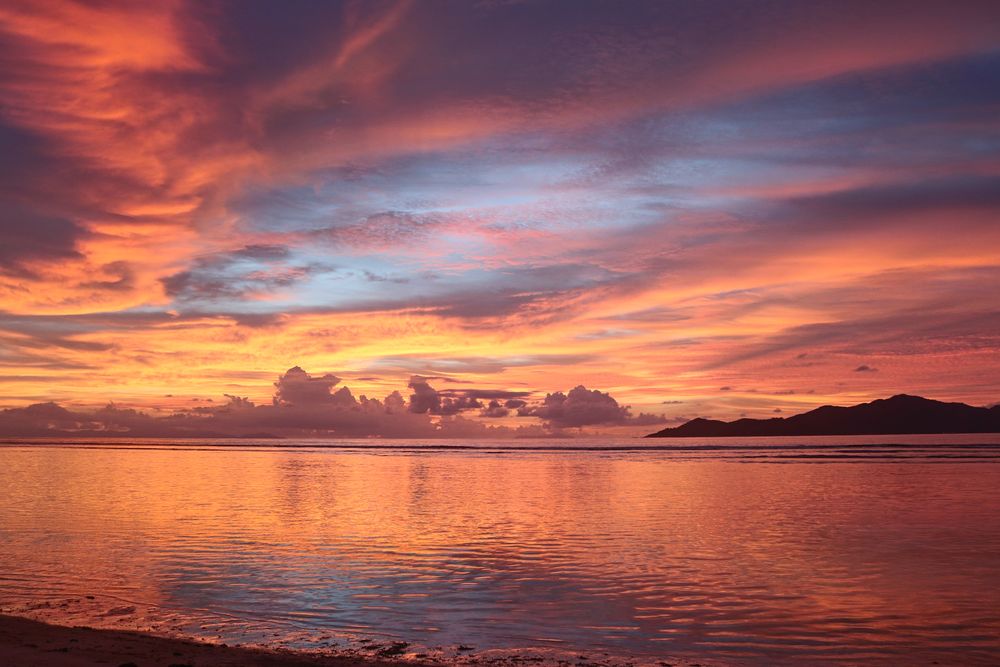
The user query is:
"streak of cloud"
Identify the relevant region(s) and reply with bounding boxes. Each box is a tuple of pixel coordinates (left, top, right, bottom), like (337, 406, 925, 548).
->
(0, 1, 998, 420)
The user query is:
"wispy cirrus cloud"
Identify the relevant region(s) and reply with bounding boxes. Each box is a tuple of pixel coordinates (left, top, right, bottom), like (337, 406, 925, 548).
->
(1, 1, 999, 422)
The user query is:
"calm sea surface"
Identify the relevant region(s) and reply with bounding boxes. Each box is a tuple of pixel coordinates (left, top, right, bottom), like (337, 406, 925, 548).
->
(2, 436, 999, 665)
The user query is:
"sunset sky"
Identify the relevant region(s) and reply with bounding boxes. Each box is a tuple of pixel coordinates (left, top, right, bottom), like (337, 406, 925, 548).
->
(1, 0, 999, 435)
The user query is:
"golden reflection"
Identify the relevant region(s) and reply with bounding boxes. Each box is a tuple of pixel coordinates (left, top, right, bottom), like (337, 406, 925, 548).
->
(1, 445, 999, 662)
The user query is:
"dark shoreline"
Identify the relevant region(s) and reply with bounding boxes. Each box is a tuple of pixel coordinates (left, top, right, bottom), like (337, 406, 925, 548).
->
(646, 395, 1000, 438)
(0, 614, 724, 667)
(0, 614, 413, 667)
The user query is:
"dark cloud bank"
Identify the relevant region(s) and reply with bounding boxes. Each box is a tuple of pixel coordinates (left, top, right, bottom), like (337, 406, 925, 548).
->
(0, 367, 663, 439)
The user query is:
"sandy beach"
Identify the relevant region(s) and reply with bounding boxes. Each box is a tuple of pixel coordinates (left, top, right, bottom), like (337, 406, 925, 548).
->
(0, 614, 415, 667)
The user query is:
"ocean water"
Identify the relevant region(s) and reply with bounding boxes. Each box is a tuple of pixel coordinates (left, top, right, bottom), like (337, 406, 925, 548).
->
(1, 436, 999, 665)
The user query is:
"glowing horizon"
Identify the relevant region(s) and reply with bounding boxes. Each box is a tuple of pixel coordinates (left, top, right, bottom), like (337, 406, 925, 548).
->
(1, 1, 999, 434)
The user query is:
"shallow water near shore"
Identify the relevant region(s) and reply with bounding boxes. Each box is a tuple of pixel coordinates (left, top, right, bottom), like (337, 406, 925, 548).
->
(2, 436, 1000, 665)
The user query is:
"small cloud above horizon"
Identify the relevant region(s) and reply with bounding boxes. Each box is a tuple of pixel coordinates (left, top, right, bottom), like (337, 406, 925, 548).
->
(0, 367, 663, 438)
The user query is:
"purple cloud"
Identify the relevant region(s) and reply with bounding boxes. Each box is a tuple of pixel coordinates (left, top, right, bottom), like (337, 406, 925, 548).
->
(517, 385, 631, 428)
(0, 369, 661, 438)
(273, 366, 343, 406)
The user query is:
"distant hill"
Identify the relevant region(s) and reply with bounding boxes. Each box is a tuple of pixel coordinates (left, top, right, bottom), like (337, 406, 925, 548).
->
(646, 394, 1000, 438)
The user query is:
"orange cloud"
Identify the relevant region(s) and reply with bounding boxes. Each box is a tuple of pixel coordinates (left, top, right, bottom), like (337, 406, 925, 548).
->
(1, 1, 998, 425)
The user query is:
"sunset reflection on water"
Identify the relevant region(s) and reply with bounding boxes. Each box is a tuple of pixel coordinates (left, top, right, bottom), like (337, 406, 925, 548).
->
(2, 439, 999, 664)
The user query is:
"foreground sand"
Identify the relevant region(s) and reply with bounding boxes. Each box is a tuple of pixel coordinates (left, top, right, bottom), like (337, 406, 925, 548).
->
(0, 614, 413, 667)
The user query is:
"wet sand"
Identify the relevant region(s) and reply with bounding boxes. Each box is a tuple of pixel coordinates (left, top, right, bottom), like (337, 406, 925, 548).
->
(0, 614, 413, 667)
(0, 614, 714, 667)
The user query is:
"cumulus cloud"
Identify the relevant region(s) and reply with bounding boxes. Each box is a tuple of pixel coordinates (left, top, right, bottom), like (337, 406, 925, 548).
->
(0, 369, 661, 438)
(480, 400, 509, 418)
(274, 366, 343, 406)
(0, 369, 538, 439)
(516, 386, 667, 428)
(407, 375, 441, 414)
(517, 385, 630, 427)
(438, 395, 483, 415)
(407, 376, 534, 416)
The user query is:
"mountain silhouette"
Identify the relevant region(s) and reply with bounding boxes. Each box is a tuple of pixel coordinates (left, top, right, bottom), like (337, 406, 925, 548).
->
(646, 394, 1000, 438)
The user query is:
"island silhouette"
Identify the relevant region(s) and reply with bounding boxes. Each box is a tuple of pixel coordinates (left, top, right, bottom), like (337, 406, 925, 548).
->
(646, 394, 1000, 438)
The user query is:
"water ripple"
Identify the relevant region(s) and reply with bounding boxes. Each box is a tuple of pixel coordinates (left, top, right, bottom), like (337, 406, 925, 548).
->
(1, 436, 999, 665)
